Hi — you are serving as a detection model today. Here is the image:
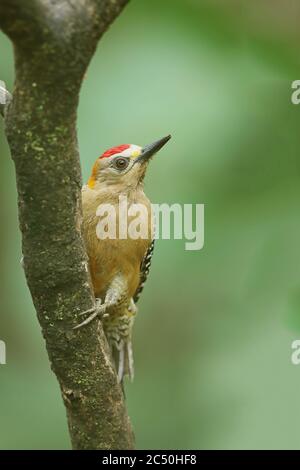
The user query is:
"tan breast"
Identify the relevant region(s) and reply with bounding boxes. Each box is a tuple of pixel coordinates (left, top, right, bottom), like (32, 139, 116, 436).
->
(82, 186, 153, 299)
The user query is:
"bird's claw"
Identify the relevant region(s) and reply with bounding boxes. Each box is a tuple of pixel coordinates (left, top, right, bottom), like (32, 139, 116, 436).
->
(73, 298, 109, 330)
(78, 298, 102, 316)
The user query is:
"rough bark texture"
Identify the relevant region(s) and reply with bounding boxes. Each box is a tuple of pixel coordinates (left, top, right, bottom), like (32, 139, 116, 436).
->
(0, 0, 134, 450)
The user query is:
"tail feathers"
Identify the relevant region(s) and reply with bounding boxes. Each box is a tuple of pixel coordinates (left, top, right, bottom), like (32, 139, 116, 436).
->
(112, 340, 134, 383)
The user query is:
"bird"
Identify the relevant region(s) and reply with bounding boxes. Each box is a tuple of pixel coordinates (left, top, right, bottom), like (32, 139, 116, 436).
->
(75, 135, 171, 383)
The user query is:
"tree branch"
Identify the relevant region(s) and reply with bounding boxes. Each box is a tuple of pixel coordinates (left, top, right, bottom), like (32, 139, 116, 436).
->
(0, 0, 134, 450)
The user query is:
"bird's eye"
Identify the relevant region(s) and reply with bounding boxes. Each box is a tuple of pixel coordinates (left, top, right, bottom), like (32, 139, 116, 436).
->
(113, 157, 129, 171)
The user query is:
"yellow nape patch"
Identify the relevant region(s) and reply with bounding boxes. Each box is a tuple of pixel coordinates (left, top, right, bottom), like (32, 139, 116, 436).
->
(88, 160, 99, 188)
(88, 177, 96, 189)
(131, 149, 141, 158)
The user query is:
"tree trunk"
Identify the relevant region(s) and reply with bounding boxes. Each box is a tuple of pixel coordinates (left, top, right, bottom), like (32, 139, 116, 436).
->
(0, 0, 134, 450)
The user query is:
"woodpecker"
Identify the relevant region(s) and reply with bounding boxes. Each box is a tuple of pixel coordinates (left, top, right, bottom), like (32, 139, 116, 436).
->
(75, 135, 171, 382)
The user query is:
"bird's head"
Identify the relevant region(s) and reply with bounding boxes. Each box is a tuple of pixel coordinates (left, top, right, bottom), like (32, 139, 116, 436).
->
(87, 135, 171, 191)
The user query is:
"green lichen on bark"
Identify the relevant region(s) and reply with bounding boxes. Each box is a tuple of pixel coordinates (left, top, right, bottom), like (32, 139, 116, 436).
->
(0, 0, 134, 450)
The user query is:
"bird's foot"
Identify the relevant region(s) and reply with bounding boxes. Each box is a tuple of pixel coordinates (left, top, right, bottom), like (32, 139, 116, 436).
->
(73, 298, 109, 329)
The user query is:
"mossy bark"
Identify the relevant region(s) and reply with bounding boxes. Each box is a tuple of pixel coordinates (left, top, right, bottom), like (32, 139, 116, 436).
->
(0, 0, 134, 450)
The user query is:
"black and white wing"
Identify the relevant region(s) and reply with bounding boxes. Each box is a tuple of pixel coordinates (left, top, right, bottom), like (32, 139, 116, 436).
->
(133, 240, 155, 303)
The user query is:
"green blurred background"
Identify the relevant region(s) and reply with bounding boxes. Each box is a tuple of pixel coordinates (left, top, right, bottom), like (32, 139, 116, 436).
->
(1, 0, 300, 450)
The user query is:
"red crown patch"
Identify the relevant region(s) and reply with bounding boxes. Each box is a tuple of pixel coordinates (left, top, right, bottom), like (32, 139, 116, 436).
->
(100, 144, 131, 159)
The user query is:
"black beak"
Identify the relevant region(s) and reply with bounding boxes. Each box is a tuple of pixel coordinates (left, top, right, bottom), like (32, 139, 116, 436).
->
(136, 135, 171, 164)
